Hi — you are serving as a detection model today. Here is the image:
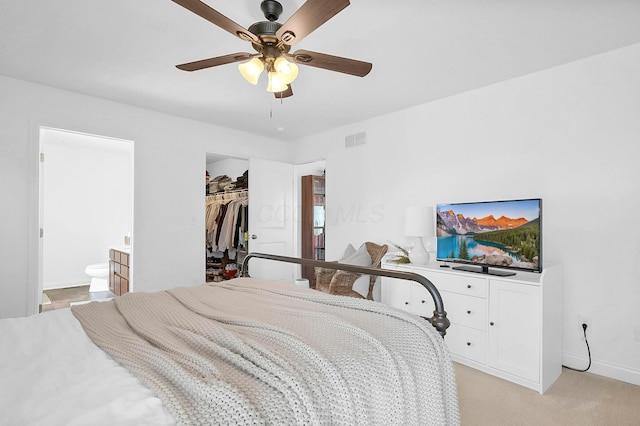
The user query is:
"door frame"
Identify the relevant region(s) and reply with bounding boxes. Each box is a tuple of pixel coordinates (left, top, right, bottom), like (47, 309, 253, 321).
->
(32, 126, 134, 313)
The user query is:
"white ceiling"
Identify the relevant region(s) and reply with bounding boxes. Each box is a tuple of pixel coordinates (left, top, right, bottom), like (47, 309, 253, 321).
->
(2, 1, 640, 141)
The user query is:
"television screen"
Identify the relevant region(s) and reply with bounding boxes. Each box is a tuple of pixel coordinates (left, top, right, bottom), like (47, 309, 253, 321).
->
(436, 199, 542, 276)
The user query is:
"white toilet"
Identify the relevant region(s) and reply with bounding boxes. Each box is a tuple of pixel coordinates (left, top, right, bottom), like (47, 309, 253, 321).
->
(85, 263, 109, 292)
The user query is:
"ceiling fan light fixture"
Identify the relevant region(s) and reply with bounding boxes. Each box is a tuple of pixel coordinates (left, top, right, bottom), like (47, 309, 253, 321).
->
(171, 0, 372, 98)
(267, 71, 288, 93)
(274, 57, 299, 85)
(238, 57, 264, 85)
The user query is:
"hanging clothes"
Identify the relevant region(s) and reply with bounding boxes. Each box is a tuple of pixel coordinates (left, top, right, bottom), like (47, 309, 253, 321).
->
(205, 191, 248, 253)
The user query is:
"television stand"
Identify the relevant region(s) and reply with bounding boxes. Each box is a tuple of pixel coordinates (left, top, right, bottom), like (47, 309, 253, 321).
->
(452, 264, 516, 277)
(380, 258, 563, 394)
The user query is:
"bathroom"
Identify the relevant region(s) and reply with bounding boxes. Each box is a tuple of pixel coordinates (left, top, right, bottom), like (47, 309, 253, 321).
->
(39, 128, 133, 310)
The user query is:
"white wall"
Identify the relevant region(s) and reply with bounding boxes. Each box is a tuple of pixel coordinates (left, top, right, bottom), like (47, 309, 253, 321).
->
(0, 74, 291, 318)
(42, 128, 132, 289)
(293, 43, 640, 385)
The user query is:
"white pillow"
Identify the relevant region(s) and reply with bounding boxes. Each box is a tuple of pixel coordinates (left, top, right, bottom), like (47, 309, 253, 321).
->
(340, 243, 372, 266)
(340, 243, 357, 261)
(351, 275, 371, 299)
(339, 244, 372, 298)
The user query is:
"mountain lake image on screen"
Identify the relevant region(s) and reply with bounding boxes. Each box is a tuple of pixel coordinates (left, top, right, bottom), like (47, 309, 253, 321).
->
(436, 198, 542, 275)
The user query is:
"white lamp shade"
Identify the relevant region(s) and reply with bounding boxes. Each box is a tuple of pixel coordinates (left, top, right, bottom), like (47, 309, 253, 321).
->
(274, 57, 299, 85)
(267, 71, 289, 93)
(404, 206, 433, 237)
(238, 57, 264, 85)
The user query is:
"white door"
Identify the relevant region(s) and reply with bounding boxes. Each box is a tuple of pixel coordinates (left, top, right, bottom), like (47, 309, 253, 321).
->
(247, 158, 294, 282)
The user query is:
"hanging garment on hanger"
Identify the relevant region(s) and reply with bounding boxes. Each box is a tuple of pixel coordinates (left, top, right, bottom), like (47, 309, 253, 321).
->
(205, 191, 248, 252)
(233, 200, 248, 251)
(205, 199, 222, 249)
(219, 199, 246, 252)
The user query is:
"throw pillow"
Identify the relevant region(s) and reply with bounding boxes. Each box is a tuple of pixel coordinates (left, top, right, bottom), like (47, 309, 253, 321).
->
(341, 243, 357, 260)
(328, 244, 372, 298)
(351, 274, 371, 299)
(340, 243, 372, 267)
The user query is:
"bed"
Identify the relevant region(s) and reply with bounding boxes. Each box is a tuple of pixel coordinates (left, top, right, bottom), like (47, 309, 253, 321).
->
(0, 253, 458, 425)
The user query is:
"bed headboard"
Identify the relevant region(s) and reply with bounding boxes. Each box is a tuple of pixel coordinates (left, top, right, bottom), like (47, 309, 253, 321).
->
(241, 253, 450, 337)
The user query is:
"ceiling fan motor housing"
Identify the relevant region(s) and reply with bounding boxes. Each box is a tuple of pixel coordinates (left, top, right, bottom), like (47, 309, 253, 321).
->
(248, 21, 281, 38)
(248, 21, 290, 56)
(261, 0, 283, 22)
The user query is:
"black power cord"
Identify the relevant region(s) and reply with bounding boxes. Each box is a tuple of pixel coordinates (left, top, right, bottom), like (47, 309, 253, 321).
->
(563, 323, 592, 372)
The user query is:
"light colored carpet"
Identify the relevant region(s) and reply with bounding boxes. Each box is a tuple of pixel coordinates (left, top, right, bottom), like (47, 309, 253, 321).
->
(454, 362, 640, 426)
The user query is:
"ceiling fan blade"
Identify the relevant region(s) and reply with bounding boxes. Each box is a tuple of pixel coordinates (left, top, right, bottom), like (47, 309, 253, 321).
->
(274, 85, 294, 99)
(176, 52, 254, 72)
(291, 49, 372, 77)
(171, 0, 259, 43)
(276, 0, 350, 46)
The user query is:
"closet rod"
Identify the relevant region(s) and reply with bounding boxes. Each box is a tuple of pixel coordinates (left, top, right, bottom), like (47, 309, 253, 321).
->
(207, 188, 248, 202)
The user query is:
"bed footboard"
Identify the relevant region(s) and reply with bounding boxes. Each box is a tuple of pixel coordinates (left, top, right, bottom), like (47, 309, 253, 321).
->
(241, 253, 450, 337)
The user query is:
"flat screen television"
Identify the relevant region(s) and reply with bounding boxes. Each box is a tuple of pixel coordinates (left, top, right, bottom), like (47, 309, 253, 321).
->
(436, 198, 542, 276)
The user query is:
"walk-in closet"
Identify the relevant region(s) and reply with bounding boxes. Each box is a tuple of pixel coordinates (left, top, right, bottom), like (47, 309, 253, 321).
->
(205, 155, 249, 282)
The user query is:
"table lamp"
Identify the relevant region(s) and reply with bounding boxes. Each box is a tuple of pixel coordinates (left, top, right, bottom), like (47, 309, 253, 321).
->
(404, 206, 433, 265)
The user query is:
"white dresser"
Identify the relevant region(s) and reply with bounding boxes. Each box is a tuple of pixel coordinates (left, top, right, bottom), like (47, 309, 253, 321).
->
(381, 257, 562, 393)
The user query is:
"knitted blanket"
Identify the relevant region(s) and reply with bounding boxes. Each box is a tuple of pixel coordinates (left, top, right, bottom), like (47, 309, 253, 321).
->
(72, 278, 459, 425)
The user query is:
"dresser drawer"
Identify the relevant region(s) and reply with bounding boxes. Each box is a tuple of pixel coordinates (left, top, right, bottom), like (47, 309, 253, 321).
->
(444, 292, 487, 331)
(419, 270, 487, 298)
(380, 276, 412, 312)
(446, 323, 487, 364)
(410, 283, 436, 317)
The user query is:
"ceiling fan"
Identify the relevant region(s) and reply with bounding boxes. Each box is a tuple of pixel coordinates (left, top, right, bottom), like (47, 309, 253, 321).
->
(171, 0, 373, 98)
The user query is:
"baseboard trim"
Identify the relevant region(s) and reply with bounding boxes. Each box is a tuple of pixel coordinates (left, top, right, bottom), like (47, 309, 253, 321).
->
(563, 352, 640, 387)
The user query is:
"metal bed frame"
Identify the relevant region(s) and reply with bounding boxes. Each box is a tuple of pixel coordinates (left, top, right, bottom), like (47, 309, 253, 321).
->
(241, 252, 450, 337)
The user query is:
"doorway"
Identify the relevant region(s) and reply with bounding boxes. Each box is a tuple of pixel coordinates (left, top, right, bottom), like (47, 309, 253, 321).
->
(205, 154, 300, 282)
(38, 128, 133, 312)
(205, 154, 249, 282)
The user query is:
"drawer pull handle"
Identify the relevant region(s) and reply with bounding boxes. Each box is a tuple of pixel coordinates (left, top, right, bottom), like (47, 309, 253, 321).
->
(421, 300, 426, 304)
(466, 342, 471, 346)
(467, 284, 472, 289)
(404, 302, 409, 305)
(490, 322, 495, 326)
(467, 310, 471, 315)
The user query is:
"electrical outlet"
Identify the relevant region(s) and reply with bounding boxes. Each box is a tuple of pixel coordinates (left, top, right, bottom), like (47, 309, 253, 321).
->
(578, 316, 590, 338)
